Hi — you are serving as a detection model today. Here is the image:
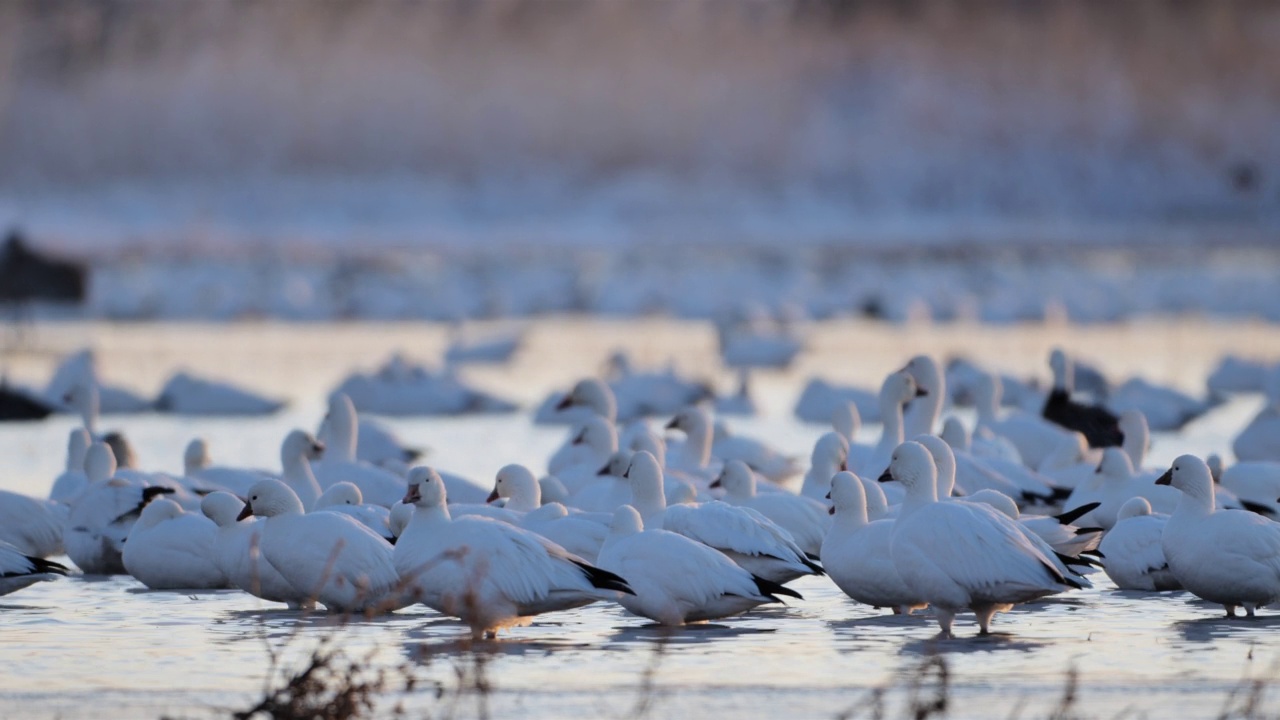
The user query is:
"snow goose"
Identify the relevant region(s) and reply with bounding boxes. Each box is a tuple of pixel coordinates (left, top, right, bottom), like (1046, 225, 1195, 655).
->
(625, 452, 821, 584)
(597, 505, 800, 625)
(1106, 377, 1214, 431)
(551, 378, 617, 427)
(858, 371, 922, 484)
(1065, 448, 1178, 530)
(314, 483, 394, 542)
(940, 418, 1062, 503)
(712, 460, 828, 557)
(314, 394, 487, 506)
(240, 479, 404, 614)
(1037, 431, 1101, 490)
(277, 429, 326, 510)
(1156, 456, 1280, 616)
(181, 438, 275, 497)
(915, 435, 1098, 575)
(880, 441, 1082, 637)
(963, 489, 1103, 562)
(154, 371, 284, 416)
(394, 467, 633, 638)
(975, 372, 1074, 471)
(332, 354, 516, 416)
(0, 489, 67, 558)
(569, 451, 633, 513)
(123, 498, 228, 590)
(49, 428, 92, 503)
(1042, 349, 1123, 448)
(664, 406, 719, 478)
(550, 417, 619, 497)
(201, 492, 309, 607)
(711, 420, 797, 484)
(488, 464, 608, 562)
(45, 349, 151, 415)
(64, 443, 174, 574)
(903, 355, 945, 438)
(799, 432, 849, 502)
(0, 541, 68, 597)
(1233, 367, 1280, 462)
(1098, 497, 1179, 591)
(832, 402, 874, 471)
(821, 471, 925, 614)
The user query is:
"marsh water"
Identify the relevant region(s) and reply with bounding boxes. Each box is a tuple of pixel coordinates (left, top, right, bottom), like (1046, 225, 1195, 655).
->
(2, 318, 1279, 719)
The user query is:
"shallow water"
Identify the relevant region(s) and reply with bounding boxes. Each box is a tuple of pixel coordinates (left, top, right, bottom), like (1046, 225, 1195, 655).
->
(2, 319, 1279, 719)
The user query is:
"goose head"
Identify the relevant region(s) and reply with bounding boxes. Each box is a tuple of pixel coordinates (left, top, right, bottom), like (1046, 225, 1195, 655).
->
(555, 378, 616, 420)
(240, 479, 306, 520)
(597, 450, 633, 478)
(827, 471, 867, 519)
(85, 441, 117, 483)
(940, 417, 970, 451)
(539, 475, 569, 505)
(903, 355, 942, 397)
(1154, 454, 1215, 505)
(831, 401, 861, 442)
(1097, 447, 1134, 480)
(281, 429, 325, 467)
(1116, 496, 1153, 521)
(878, 441, 938, 501)
(811, 432, 850, 474)
(882, 370, 923, 409)
(490, 464, 541, 510)
(913, 434, 956, 498)
(184, 438, 211, 475)
(103, 431, 137, 469)
(316, 482, 363, 508)
(570, 416, 618, 457)
(201, 491, 247, 527)
(609, 504, 645, 537)
(403, 467, 447, 508)
(710, 459, 755, 498)
(665, 406, 711, 436)
(136, 497, 184, 531)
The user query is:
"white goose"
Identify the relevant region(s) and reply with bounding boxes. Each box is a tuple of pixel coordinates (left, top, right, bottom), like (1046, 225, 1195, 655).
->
(597, 505, 801, 625)
(240, 479, 404, 614)
(547, 379, 617, 468)
(799, 432, 849, 502)
(0, 488, 67, 558)
(488, 465, 609, 562)
(711, 420, 798, 484)
(881, 441, 1082, 637)
(181, 438, 276, 497)
(200, 493, 310, 607)
(49, 428, 92, 503)
(1064, 448, 1179, 531)
(821, 471, 926, 614)
(64, 443, 174, 575)
(551, 417, 619, 497)
(1157, 456, 1280, 616)
(712, 460, 829, 557)
(625, 452, 822, 584)
(940, 418, 1062, 504)
(569, 450, 633, 513)
(902, 355, 945, 438)
(314, 482, 394, 542)
(0, 541, 69, 597)
(1098, 497, 1180, 592)
(832, 402, 874, 471)
(277, 429, 325, 511)
(123, 498, 228, 590)
(1219, 461, 1280, 517)
(664, 406, 720, 482)
(314, 394, 486, 506)
(858, 370, 921, 487)
(974, 373, 1074, 471)
(393, 467, 633, 639)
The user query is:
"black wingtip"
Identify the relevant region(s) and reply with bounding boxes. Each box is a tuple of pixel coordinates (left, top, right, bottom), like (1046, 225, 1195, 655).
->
(141, 486, 176, 503)
(1048, 486, 1074, 502)
(801, 556, 826, 576)
(752, 575, 803, 601)
(1239, 500, 1276, 517)
(1020, 490, 1053, 504)
(26, 556, 70, 576)
(1054, 502, 1100, 526)
(1073, 526, 1105, 537)
(572, 559, 635, 596)
(1079, 548, 1105, 559)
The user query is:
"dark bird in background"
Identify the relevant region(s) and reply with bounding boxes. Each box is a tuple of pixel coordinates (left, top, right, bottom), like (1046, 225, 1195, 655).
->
(1042, 349, 1124, 448)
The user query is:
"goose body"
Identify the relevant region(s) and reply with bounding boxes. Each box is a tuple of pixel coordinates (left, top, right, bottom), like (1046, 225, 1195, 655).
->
(1098, 498, 1179, 591)
(0, 541, 69, 597)
(123, 499, 228, 590)
(201, 493, 308, 607)
(821, 472, 925, 614)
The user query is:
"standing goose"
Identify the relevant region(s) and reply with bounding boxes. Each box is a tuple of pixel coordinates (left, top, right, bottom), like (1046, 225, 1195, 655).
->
(712, 460, 829, 557)
(799, 432, 849, 502)
(240, 479, 404, 614)
(880, 441, 1081, 637)
(394, 467, 633, 639)
(821, 471, 926, 614)
(597, 505, 800, 626)
(0, 541, 68, 597)
(902, 355, 945, 439)
(975, 373, 1075, 471)
(278, 430, 325, 511)
(859, 371, 923, 487)
(49, 428, 92, 503)
(1156, 455, 1280, 617)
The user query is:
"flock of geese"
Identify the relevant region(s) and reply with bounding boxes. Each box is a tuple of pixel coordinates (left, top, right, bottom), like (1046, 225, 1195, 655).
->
(3, 348, 1280, 640)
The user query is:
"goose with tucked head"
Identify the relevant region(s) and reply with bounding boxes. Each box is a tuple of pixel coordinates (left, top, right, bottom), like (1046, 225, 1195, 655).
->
(123, 498, 227, 590)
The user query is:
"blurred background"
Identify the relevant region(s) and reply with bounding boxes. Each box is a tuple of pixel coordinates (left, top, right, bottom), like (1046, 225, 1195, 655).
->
(0, 0, 1276, 321)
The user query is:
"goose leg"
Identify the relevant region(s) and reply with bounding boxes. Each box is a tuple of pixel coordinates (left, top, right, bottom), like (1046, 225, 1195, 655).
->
(935, 609, 955, 638)
(1245, 604, 1257, 618)
(1224, 604, 1238, 618)
(974, 605, 997, 636)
